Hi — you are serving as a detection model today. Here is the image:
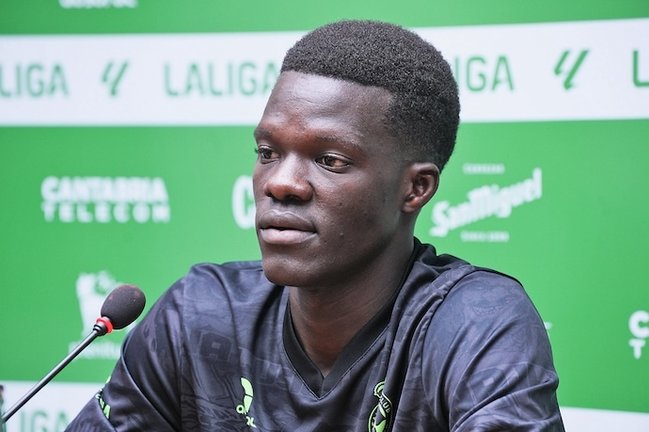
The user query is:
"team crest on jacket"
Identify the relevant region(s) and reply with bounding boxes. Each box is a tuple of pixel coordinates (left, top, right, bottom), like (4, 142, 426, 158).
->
(368, 381, 392, 432)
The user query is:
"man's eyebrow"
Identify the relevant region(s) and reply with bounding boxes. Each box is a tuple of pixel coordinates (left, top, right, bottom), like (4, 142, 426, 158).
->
(314, 133, 362, 151)
(254, 126, 362, 151)
(253, 127, 271, 141)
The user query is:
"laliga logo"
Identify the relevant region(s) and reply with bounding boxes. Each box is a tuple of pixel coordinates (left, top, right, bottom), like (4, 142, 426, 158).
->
(629, 310, 649, 359)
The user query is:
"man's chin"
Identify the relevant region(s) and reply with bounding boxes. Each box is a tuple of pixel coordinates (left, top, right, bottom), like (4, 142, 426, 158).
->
(261, 258, 312, 288)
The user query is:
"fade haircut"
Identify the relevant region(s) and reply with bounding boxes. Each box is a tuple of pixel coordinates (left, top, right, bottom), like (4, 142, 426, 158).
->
(281, 20, 460, 171)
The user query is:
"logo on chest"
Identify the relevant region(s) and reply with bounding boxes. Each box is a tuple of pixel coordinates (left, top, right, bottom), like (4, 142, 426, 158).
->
(368, 381, 392, 432)
(235, 377, 258, 428)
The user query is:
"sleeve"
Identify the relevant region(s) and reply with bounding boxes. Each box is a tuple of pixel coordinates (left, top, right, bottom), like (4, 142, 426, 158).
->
(423, 270, 565, 432)
(66, 277, 187, 432)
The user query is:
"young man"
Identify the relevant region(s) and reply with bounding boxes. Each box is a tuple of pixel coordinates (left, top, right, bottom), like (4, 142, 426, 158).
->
(67, 20, 564, 431)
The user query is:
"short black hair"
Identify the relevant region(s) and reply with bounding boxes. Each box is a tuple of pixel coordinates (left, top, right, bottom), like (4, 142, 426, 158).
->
(281, 20, 460, 171)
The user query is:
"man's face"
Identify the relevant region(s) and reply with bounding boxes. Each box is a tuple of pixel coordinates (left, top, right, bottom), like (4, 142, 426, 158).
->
(253, 71, 407, 288)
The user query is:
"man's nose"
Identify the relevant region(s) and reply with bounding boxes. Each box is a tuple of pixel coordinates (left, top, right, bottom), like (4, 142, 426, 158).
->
(262, 156, 313, 202)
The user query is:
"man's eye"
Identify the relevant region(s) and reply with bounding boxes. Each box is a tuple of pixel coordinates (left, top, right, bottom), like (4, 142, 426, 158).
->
(316, 155, 350, 169)
(255, 146, 277, 161)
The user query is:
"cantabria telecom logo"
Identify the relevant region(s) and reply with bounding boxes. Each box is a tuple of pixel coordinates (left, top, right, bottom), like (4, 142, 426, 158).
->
(232, 175, 255, 229)
(41, 176, 170, 223)
(430, 168, 542, 241)
(70, 271, 135, 359)
(629, 310, 649, 359)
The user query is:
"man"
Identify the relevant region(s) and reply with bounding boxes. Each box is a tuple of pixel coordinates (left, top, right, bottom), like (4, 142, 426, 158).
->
(67, 20, 564, 431)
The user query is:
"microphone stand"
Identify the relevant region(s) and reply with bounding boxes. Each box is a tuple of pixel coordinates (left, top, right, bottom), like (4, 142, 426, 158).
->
(1, 321, 109, 424)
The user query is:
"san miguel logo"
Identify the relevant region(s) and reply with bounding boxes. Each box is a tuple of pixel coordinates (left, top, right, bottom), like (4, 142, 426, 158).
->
(430, 168, 542, 241)
(41, 176, 170, 224)
(368, 381, 392, 432)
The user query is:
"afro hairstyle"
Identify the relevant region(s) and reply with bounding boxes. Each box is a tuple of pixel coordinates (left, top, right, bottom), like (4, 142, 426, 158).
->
(280, 19, 460, 171)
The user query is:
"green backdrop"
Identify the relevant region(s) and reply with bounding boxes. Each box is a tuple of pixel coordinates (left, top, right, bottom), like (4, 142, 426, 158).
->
(1, 1, 648, 430)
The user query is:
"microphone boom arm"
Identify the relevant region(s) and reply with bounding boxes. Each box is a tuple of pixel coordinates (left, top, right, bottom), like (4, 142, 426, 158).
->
(1, 283, 145, 426)
(1, 320, 110, 424)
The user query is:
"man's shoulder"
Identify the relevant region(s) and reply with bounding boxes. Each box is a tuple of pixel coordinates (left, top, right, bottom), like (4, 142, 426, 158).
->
(416, 246, 544, 349)
(157, 260, 277, 311)
(414, 241, 523, 295)
(409, 242, 538, 334)
(439, 268, 531, 321)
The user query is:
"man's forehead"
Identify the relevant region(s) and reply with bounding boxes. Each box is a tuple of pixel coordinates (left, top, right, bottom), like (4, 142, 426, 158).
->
(269, 71, 393, 106)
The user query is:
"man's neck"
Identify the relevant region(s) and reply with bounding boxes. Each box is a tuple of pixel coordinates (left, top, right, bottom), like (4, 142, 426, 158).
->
(287, 240, 414, 376)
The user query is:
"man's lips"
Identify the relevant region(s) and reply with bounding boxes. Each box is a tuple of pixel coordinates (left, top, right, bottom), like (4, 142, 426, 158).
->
(257, 210, 316, 245)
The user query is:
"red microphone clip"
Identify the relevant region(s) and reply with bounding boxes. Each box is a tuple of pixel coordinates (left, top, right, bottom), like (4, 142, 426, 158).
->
(96, 316, 114, 334)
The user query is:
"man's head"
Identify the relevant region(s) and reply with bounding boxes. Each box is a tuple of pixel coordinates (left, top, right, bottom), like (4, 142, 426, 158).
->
(281, 19, 460, 171)
(253, 20, 459, 289)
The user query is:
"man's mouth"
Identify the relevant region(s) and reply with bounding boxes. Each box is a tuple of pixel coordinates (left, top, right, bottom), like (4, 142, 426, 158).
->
(257, 210, 316, 245)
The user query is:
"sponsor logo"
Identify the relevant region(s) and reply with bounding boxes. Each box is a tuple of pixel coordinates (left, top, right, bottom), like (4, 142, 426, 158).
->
(101, 61, 129, 96)
(0, 63, 68, 99)
(368, 381, 392, 432)
(1, 382, 103, 431)
(462, 163, 505, 175)
(41, 176, 170, 224)
(451, 55, 514, 93)
(17, 409, 70, 431)
(164, 61, 279, 98)
(69, 271, 135, 359)
(3, 20, 649, 125)
(235, 377, 257, 428)
(629, 310, 649, 359)
(633, 50, 649, 88)
(59, 0, 138, 9)
(232, 175, 255, 229)
(96, 390, 111, 419)
(554, 49, 589, 90)
(430, 168, 542, 241)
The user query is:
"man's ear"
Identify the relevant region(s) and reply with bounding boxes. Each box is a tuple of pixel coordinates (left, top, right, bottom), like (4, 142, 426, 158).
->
(402, 162, 440, 213)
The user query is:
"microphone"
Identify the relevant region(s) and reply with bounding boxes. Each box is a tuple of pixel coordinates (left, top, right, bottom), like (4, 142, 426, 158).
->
(97, 284, 147, 334)
(1, 284, 146, 424)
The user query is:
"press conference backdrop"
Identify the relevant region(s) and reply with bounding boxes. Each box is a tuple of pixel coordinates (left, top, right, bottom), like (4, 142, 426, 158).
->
(0, 1, 647, 430)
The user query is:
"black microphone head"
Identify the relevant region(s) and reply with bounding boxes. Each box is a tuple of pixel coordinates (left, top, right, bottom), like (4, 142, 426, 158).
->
(100, 284, 146, 330)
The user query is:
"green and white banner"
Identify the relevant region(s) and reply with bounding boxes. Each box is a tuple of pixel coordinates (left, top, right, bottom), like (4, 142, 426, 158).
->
(1, 1, 648, 431)
(1, 19, 647, 125)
